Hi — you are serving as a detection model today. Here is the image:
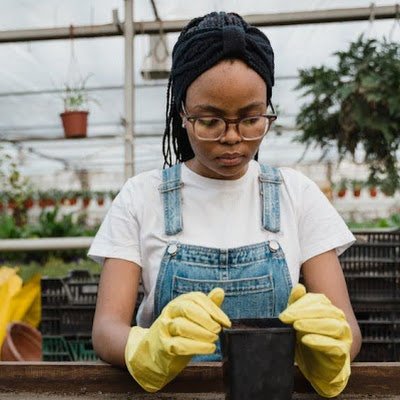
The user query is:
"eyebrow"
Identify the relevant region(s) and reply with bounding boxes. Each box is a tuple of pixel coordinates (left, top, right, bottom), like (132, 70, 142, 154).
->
(191, 101, 266, 114)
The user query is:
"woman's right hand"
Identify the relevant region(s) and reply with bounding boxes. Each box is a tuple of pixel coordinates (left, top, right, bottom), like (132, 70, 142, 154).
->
(125, 288, 231, 392)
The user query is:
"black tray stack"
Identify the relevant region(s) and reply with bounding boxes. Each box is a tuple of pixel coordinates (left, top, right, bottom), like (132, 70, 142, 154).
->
(339, 230, 400, 361)
(40, 269, 143, 361)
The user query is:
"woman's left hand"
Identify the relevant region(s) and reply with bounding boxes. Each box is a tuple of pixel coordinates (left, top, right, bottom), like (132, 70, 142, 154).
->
(279, 284, 353, 398)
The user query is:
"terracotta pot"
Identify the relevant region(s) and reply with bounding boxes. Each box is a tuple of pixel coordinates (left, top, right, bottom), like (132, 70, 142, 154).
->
(82, 198, 91, 208)
(1, 322, 42, 361)
(60, 111, 88, 138)
(8, 200, 17, 209)
(38, 199, 47, 208)
(23, 198, 34, 209)
(369, 187, 377, 197)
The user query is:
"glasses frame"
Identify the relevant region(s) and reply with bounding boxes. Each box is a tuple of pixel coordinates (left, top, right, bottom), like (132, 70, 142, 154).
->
(181, 103, 277, 142)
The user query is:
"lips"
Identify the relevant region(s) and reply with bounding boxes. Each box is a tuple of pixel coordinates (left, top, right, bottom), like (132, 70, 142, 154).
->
(216, 153, 243, 166)
(218, 153, 243, 160)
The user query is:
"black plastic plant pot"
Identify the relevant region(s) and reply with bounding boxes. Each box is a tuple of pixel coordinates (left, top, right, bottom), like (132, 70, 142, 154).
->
(220, 318, 295, 400)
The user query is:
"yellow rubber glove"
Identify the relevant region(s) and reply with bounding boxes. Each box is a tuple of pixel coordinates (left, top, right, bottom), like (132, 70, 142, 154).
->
(0, 267, 41, 350)
(10, 273, 41, 328)
(279, 284, 352, 398)
(0, 268, 22, 347)
(125, 288, 231, 392)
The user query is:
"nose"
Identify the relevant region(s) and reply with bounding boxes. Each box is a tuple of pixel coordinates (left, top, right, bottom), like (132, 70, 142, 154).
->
(219, 122, 242, 144)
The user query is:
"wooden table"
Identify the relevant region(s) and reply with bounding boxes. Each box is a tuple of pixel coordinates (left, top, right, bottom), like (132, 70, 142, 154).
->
(0, 362, 399, 399)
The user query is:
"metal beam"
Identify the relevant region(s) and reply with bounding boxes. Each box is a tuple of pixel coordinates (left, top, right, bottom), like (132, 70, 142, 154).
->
(0, 5, 398, 43)
(0, 126, 299, 143)
(0, 74, 297, 97)
(2, 134, 116, 142)
(0, 83, 167, 97)
(0, 237, 93, 251)
(124, 0, 135, 179)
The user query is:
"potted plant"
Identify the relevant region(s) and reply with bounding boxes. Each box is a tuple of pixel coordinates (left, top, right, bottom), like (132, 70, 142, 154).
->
(66, 190, 78, 206)
(351, 180, 363, 197)
(80, 190, 92, 208)
(60, 76, 91, 139)
(295, 36, 400, 195)
(336, 178, 348, 198)
(95, 191, 105, 206)
(367, 180, 378, 198)
(368, 186, 378, 198)
(0, 151, 34, 226)
(7, 193, 17, 210)
(0, 191, 5, 212)
(23, 196, 34, 209)
(60, 191, 69, 205)
(38, 191, 50, 209)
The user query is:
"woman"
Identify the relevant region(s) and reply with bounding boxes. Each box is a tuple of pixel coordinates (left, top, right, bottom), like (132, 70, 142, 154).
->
(89, 11, 361, 397)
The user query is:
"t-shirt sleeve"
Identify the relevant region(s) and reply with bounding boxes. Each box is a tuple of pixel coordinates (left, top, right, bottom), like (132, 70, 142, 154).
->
(87, 179, 142, 266)
(297, 176, 356, 264)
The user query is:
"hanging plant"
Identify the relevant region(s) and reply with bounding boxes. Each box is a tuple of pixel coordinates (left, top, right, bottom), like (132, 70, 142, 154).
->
(296, 36, 400, 195)
(60, 76, 90, 139)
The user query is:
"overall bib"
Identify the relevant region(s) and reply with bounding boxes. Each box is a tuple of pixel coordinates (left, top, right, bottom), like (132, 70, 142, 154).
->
(154, 163, 292, 361)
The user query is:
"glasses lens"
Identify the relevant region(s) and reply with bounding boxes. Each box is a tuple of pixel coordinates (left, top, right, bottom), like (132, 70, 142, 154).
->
(194, 117, 225, 140)
(239, 116, 269, 139)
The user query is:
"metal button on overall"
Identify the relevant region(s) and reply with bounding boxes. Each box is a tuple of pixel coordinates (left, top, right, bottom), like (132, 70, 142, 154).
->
(268, 240, 280, 252)
(167, 244, 178, 255)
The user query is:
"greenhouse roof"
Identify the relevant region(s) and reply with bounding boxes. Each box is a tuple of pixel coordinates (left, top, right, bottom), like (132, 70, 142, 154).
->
(0, 0, 398, 189)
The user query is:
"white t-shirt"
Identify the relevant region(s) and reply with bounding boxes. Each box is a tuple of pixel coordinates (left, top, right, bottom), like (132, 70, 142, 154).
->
(88, 160, 355, 327)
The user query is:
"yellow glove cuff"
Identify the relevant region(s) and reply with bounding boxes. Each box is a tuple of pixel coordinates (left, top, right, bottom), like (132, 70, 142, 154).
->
(124, 326, 149, 381)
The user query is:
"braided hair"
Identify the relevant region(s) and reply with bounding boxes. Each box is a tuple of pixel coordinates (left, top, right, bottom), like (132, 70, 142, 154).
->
(162, 12, 275, 167)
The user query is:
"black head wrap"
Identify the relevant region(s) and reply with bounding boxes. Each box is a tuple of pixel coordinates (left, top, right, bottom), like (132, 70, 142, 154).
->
(163, 11, 275, 166)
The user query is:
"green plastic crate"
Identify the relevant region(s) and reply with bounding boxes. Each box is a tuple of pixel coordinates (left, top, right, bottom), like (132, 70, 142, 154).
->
(67, 338, 98, 361)
(42, 336, 72, 361)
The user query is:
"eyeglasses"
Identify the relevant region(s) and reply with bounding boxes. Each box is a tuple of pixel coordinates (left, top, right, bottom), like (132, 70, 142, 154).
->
(181, 103, 277, 142)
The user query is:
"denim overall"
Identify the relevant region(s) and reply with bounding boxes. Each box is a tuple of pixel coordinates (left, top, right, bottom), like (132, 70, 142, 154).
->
(154, 163, 292, 361)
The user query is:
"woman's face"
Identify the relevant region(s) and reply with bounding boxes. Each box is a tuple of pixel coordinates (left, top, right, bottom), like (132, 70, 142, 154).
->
(183, 59, 268, 180)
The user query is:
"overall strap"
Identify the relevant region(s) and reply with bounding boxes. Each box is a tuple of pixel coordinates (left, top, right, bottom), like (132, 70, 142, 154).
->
(259, 164, 282, 233)
(159, 164, 183, 235)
